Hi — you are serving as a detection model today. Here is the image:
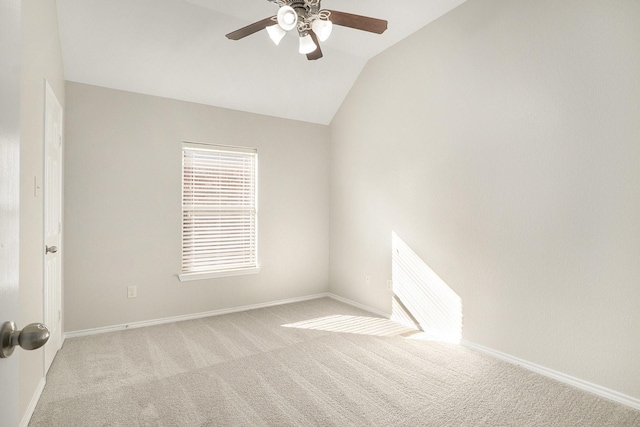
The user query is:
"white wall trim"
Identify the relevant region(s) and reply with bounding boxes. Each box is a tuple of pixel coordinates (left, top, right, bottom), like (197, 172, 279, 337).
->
(326, 293, 391, 318)
(64, 293, 330, 339)
(20, 376, 45, 427)
(461, 340, 640, 411)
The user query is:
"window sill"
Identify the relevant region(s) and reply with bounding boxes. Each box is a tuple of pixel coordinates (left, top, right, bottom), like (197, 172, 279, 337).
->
(178, 266, 261, 282)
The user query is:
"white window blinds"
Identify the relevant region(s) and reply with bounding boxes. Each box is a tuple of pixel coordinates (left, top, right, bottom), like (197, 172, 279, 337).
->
(181, 144, 257, 276)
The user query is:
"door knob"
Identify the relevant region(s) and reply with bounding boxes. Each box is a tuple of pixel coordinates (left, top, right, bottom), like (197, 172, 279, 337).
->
(46, 245, 58, 254)
(0, 322, 50, 358)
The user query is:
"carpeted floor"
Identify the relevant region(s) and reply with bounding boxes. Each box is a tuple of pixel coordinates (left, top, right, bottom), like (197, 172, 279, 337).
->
(30, 298, 640, 426)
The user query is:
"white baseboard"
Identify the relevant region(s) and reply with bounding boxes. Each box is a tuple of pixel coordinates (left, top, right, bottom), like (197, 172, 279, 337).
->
(65, 293, 330, 339)
(326, 293, 391, 318)
(64, 292, 392, 340)
(461, 340, 640, 411)
(20, 376, 45, 427)
(59, 294, 640, 412)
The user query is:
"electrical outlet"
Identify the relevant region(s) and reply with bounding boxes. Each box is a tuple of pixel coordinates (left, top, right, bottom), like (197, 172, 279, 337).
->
(365, 274, 371, 285)
(127, 285, 137, 298)
(387, 280, 393, 291)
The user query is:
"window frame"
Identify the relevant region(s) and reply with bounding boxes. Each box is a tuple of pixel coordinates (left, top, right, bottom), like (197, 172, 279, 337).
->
(178, 142, 259, 282)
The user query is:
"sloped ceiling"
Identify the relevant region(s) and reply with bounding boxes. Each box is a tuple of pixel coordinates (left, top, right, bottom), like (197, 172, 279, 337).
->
(56, 0, 466, 124)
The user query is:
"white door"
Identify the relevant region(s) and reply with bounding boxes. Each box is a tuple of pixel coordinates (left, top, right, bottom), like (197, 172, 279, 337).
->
(0, 0, 23, 424)
(44, 82, 63, 373)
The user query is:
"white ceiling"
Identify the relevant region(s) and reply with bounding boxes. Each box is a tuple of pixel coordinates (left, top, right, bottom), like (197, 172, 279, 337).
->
(56, 0, 467, 124)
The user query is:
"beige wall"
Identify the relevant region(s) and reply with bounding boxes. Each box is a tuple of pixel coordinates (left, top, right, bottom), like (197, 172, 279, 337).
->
(330, 0, 640, 400)
(20, 0, 65, 421)
(64, 82, 329, 332)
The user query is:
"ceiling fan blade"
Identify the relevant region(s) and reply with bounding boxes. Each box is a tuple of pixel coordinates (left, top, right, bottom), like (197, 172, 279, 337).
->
(326, 10, 388, 34)
(225, 16, 276, 40)
(307, 31, 323, 61)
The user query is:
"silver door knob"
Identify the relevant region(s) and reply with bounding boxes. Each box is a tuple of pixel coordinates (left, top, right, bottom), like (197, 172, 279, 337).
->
(0, 322, 50, 358)
(46, 245, 58, 254)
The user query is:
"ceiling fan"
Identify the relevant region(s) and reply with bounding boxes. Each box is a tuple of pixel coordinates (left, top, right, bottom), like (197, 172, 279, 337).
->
(225, 0, 388, 60)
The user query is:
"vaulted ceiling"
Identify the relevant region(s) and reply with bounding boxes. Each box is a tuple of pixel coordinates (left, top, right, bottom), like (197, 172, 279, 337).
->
(56, 0, 466, 124)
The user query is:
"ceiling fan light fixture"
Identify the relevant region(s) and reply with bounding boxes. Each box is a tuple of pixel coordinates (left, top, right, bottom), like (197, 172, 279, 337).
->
(298, 33, 317, 54)
(312, 18, 333, 42)
(266, 24, 286, 45)
(277, 6, 298, 31)
(225, 3, 388, 61)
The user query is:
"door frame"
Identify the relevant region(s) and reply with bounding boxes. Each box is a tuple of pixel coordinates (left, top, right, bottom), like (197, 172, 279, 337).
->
(43, 80, 64, 374)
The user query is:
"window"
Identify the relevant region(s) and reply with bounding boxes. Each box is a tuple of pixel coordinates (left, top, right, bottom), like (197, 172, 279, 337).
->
(179, 143, 258, 281)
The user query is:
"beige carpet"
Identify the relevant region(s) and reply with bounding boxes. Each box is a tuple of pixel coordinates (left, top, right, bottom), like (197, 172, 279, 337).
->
(30, 298, 639, 426)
